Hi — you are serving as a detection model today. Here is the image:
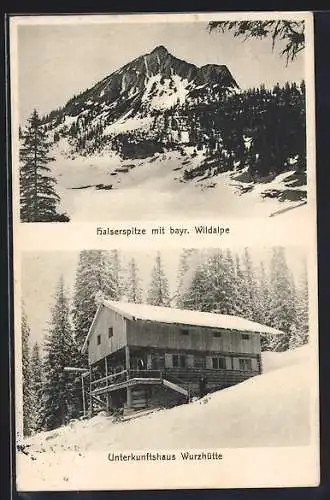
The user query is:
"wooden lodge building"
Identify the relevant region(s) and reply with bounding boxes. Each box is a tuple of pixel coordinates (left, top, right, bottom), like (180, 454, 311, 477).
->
(81, 300, 283, 415)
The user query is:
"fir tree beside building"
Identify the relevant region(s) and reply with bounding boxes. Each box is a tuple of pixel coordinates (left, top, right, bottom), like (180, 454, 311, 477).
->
(30, 342, 44, 433)
(147, 252, 170, 307)
(22, 307, 33, 437)
(126, 258, 143, 303)
(41, 276, 80, 430)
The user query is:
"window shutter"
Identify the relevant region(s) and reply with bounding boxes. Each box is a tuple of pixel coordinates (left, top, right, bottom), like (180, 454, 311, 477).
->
(225, 357, 232, 370)
(206, 356, 213, 369)
(232, 357, 239, 370)
(165, 353, 173, 368)
(187, 354, 194, 368)
(251, 358, 258, 371)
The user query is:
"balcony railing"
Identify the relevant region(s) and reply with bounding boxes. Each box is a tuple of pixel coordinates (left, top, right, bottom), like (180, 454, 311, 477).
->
(90, 369, 163, 390)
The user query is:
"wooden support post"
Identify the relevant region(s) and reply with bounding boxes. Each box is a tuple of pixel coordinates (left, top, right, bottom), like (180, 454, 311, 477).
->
(89, 365, 93, 417)
(125, 346, 132, 409)
(125, 345, 131, 374)
(81, 374, 86, 418)
(257, 353, 262, 374)
(105, 356, 111, 413)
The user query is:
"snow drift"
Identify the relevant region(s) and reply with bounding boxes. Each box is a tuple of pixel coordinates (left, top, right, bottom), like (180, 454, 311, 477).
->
(16, 346, 316, 491)
(21, 346, 311, 454)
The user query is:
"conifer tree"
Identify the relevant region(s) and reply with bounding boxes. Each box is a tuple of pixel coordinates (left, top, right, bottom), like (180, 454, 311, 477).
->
(19, 109, 69, 222)
(233, 254, 249, 317)
(268, 247, 297, 351)
(290, 261, 309, 348)
(72, 250, 122, 358)
(201, 250, 238, 314)
(30, 342, 43, 433)
(22, 307, 33, 436)
(180, 250, 238, 314)
(255, 261, 273, 350)
(175, 249, 198, 308)
(180, 260, 210, 311)
(126, 258, 143, 303)
(42, 276, 79, 430)
(147, 252, 170, 307)
(241, 248, 258, 321)
(110, 250, 123, 300)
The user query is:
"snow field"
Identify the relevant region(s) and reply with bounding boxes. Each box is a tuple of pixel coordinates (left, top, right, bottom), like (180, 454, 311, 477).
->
(51, 147, 307, 221)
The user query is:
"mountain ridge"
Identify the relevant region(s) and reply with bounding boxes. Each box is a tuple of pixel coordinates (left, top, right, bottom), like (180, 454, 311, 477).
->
(43, 45, 238, 127)
(65, 45, 238, 109)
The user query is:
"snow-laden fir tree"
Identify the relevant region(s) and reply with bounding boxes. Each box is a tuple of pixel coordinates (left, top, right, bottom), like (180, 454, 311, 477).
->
(72, 250, 122, 358)
(181, 262, 210, 311)
(126, 258, 142, 303)
(30, 342, 43, 433)
(198, 250, 238, 314)
(42, 276, 80, 430)
(175, 248, 198, 308)
(180, 249, 252, 316)
(289, 261, 309, 349)
(147, 252, 170, 307)
(110, 250, 123, 300)
(22, 307, 33, 436)
(219, 249, 239, 315)
(233, 254, 249, 318)
(240, 247, 258, 321)
(255, 261, 273, 350)
(19, 109, 69, 222)
(268, 247, 297, 351)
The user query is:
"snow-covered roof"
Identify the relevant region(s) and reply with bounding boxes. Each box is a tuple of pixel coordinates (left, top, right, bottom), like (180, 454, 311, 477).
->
(82, 300, 284, 353)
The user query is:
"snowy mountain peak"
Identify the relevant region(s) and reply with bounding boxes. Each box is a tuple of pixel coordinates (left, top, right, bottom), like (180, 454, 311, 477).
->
(43, 46, 239, 156)
(150, 45, 169, 57)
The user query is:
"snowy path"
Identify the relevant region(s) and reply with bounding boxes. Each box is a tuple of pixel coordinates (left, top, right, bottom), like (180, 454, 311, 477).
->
(52, 152, 306, 221)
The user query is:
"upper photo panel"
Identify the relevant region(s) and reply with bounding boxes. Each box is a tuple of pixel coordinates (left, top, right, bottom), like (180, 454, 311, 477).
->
(11, 14, 313, 222)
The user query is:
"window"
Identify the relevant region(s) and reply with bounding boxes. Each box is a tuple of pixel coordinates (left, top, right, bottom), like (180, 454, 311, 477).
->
(241, 334, 250, 340)
(239, 358, 252, 371)
(194, 355, 206, 369)
(108, 327, 113, 338)
(181, 329, 189, 335)
(213, 331, 222, 338)
(97, 335, 101, 345)
(179, 355, 186, 368)
(172, 354, 186, 368)
(212, 357, 226, 369)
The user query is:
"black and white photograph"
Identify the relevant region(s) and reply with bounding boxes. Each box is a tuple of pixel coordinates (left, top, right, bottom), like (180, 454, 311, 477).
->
(11, 13, 313, 222)
(16, 246, 318, 490)
(10, 11, 318, 493)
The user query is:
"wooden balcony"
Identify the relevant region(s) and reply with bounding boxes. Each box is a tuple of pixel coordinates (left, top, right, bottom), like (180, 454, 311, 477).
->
(90, 369, 189, 398)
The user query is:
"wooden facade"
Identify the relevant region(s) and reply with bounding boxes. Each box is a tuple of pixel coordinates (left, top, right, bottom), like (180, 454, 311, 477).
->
(82, 302, 276, 416)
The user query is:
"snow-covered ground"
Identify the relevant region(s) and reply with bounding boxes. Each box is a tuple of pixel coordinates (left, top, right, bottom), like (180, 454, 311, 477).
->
(19, 346, 311, 452)
(51, 147, 308, 221)
(16, 345, 317, 490)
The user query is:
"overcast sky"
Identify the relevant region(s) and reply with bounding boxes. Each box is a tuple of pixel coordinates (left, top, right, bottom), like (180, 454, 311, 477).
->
(21, 247, 306, 347)
(16, 20, 304, 124)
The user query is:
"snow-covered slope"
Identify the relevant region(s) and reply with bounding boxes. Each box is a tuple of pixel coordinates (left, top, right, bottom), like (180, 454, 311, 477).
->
(17, 346, 316, 490)
(20, 346, 311, 453)
(51, 148, 307, 221)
